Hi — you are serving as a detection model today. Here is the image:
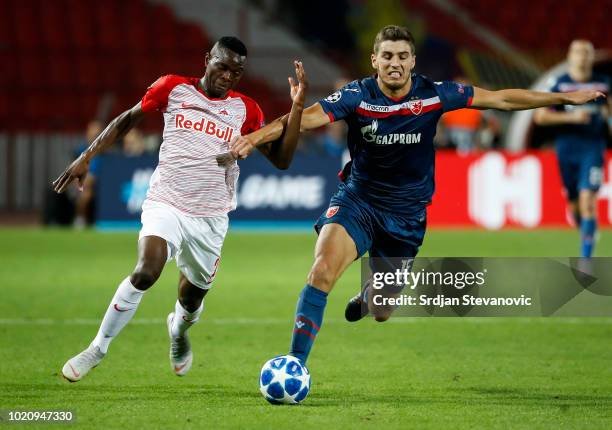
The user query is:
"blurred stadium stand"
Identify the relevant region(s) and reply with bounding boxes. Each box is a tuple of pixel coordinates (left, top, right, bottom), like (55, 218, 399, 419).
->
(0, 0, 295, 133)
(150, 0, 345, 103)
(0, 0, 611, 218)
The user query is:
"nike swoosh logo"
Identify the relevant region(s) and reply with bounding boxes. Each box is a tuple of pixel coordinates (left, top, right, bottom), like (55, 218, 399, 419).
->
(68, 363, 80, 377)
(113, 304, 129, 312)
(174, 362, 189, 373)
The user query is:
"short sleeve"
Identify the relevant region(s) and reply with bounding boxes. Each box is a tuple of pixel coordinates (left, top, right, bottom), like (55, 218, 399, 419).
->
(435, 81, 475, 113)
(318, 80, 362, 122)
(240, 98, 265, 135)
(141, 75, 178, 113)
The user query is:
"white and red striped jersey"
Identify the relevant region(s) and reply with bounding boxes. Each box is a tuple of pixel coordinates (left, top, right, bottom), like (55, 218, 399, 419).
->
(140, 75, 264, 216)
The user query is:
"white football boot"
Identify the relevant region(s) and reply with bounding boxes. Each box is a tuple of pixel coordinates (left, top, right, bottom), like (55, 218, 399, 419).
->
(167, 313, 193, 376)
(62, 345, 105, 382)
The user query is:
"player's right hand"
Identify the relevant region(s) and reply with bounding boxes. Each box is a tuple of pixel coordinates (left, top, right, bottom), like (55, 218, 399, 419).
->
(52, 155, 90, 193)
(563, 89, 606, 106)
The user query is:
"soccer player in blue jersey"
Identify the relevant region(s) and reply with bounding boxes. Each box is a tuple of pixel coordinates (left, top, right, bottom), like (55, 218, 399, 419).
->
(534, 40, 611, 258)
(231, 26, 605, 366)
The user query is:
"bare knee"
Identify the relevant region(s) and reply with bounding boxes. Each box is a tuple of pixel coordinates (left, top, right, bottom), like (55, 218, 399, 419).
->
(179, 289, 207, 312)
(131, 236, 167, 290)
(579, 192, 597, 219)
(130, 266, 162, 290)
(307, 258, 338, 292)
(178, 275, 207, 312)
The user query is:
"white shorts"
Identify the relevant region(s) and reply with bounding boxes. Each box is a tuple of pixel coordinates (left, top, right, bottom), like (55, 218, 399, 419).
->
(139, 200, 229, 290)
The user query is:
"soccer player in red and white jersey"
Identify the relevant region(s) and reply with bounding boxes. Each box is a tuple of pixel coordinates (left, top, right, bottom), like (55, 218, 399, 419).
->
(53, 37, 308, 382)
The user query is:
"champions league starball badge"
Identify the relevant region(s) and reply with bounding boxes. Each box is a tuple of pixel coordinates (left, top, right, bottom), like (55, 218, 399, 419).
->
(325, 90, 342, 103)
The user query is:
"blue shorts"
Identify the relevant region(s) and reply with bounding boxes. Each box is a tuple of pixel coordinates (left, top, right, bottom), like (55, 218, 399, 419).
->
(314, 183, 427, 259)
(556, 141, 605, 201)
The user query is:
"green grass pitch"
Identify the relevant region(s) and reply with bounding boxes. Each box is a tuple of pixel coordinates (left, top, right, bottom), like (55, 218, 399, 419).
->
(1, 228, 612, 429)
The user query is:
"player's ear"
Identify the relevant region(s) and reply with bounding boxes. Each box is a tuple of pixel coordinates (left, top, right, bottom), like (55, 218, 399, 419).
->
(204, 52, 210, 67)
(371, 53, 377, 70)
(410, 55, 416, 72)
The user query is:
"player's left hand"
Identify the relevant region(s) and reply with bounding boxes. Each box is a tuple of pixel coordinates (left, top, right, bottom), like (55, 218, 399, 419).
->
(564, 90, 606, 105)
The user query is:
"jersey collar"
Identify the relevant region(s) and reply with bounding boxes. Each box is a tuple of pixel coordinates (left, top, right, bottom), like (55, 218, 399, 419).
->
(372, 73, 418, 103)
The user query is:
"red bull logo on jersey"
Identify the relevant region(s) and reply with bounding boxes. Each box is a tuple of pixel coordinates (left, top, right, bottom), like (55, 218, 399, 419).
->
(175, 114, 235, 142)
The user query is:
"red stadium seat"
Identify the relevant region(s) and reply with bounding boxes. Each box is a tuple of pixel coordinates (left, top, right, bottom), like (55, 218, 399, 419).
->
(0, 52, 18, 89)
(66, 0, 96, 50)
(40, 0, 69, 51)
(47, 55, 74, 90)
(75, 56, 99, 90)
(444, 0, 611, 54)
(17, 55, 44, 88)
(14, 1, 42, 49)
(97, 54, 129, 91)
(0, 0, 15, 49)
(94, 1, 122, 51)
(150, 4, 178, 52)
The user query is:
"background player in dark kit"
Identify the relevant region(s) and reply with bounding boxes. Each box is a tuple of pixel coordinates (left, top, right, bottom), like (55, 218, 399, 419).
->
(535, 39, 611, 258)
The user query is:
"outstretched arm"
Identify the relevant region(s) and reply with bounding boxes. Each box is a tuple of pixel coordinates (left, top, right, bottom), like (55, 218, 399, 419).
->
(53, 103, 145, 193)
(229, 99, 331, 162)
(471, 87, 606, 112)
(256, 61, 308, 169)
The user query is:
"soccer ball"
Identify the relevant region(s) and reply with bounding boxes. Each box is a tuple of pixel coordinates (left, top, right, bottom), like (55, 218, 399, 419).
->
(259, 355, 310, 404)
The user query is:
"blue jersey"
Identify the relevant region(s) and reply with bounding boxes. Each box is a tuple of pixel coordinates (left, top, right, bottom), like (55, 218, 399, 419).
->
(318, 74, 473, 214)
(549, 73, 610, 145)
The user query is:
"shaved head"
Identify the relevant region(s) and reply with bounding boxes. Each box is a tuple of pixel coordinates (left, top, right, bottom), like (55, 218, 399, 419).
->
(202, 36, 248, 98)
(209, 43, 246, 66)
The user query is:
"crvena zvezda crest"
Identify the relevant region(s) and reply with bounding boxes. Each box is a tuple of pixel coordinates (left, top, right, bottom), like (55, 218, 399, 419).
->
(326, 206, 339, 218)
(408, 99, 422, 115)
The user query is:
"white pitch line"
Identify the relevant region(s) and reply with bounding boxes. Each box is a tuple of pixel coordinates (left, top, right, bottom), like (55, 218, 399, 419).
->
(0, 317, 295, 326)
(0, 317, 611, 326)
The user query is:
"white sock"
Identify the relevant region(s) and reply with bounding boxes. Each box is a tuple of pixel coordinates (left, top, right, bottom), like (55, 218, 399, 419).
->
(170, 299, 203, 338)
(92, 277, 145, 353)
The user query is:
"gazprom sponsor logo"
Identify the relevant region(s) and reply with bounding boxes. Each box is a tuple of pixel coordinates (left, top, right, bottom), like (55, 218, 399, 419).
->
(238, 174, 325, 209)
(374, 133, 421, 145)
(360, 119, 421, 145)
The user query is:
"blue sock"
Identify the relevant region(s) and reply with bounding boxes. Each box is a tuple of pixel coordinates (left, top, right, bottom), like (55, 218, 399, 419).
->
(580, 218, 596, 258)
(289, 284, 328, 364)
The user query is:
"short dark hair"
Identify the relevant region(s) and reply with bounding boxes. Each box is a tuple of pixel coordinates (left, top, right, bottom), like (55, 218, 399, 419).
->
(217, 36, 248, 57)
(373, 25, 416, 54)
